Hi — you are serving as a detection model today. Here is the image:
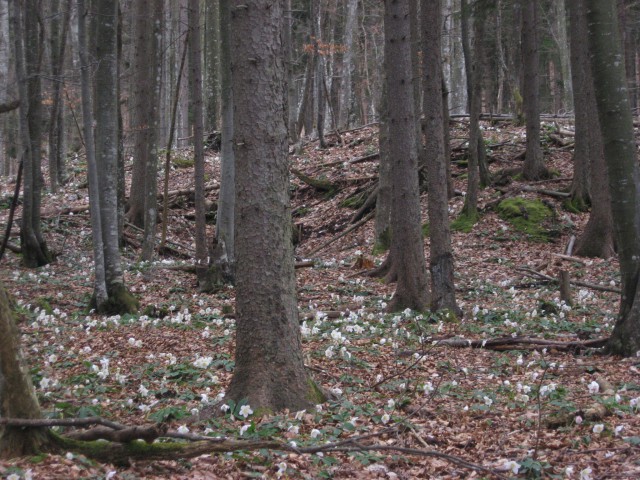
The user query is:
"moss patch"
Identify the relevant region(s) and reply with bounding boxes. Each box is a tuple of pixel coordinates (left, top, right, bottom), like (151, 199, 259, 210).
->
(421, 222, 430, 238)
(173, 156, 194, 168)
(451, 212, 479, 233)
(496, 197, 555, 242)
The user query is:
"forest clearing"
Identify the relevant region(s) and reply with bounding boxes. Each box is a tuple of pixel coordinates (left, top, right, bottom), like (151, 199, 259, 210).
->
(1, 121, 639, 479)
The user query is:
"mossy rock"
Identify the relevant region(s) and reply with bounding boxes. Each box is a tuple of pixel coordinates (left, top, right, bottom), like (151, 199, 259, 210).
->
(339, 190, 368, 209)
(496, 197, 555, 242)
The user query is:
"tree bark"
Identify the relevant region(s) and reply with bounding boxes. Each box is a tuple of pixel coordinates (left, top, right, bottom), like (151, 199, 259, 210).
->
(422, 0, 460, 317)
(384, 0, 430, 312)
(587, 0, 640, 356)
(204, 1, 220, 132)
(11, 0, 52, 268)
(0, 281, 51, 458)
(521, 0, 549, 180)
(188, 0, 209, 288)
(93, 0, 138, 314)
(225, 0, 322, 411)
(571, 0, 615, 259)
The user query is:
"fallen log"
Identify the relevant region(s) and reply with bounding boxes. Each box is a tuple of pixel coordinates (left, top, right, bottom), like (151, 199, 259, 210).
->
(430, 335, 608, 352)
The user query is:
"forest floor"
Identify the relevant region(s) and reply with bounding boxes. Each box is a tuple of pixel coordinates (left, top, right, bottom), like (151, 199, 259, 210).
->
(1, 120, 639, 479)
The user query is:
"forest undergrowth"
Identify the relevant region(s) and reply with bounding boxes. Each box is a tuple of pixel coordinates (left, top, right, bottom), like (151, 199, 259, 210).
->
(0, 121, 639, 479)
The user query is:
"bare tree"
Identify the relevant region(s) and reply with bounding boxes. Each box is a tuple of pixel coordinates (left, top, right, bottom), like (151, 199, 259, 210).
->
(587, 0, 640, 356)
(10, 0, 52, 268)
(570, 0, 614, 259)
(225, 0, 323, 411)
(422, 0, 460, 316)
(383, 0, 430, 312)
(521, 0, 549, 180)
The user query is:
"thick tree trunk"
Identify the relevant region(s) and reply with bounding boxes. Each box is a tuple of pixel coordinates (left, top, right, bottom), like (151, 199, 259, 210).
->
(571, 0, 614, 259)
(283, 0, 298, 141)
(587, 0, 640, 356)
(422, 0, 460, 317)
(374, 80, 391, 252)
(338, 0, 358, 129)
(384, 0, 430, 312)
(0, 282, 51, 457)
(521, 0, 549, 180)
(226, 0, 322, 411)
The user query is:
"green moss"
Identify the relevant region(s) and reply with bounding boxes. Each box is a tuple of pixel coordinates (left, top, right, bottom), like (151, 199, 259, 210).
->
(497, 197, 554, 242)
(339, 191, 368, 209)
(35, 297, 54, 315)
(306, 378, 327, 404)
(173, 156, 194, 168)
(421, 222, 430, 238)
(93, 283, 139, 315)
(451, 212, 479, 233)
(372, 228, 391, 255)
(563, 196, 590, 213)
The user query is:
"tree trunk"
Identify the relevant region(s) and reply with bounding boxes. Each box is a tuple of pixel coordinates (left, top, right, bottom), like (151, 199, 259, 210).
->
(94, 0, 138, 314)
(208, 0, 235, 290)
(188, 0, 209, 288)
(204, 1, 220, 132)
(587, 0, 640, 356)
(384, 0, 430, 312)
(225, 0, 322, 411)
(11, 0, 52, 268)
(567, 0, 591, 210)
(422, 0, 460, 317)
(338, 0, 358, 129)
(283, 0, 298, 141)
(77, 0, 108, 307)
(521, 0, 549, 180)
(460, 0, 480, 220)
(0, 281, 52, 458)
(571, 0, 615, 259)
(47, 0, 71, 194)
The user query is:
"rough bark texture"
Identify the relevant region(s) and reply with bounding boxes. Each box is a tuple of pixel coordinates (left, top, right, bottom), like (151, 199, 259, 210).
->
(384, 0, 430, 312)
(422, 0, 460, 317)
(571, 0, 615, 259)
(568, 0, 591, 210)
(12, 0, 52, 268)
(77, 0, 108, 307)
(587, 0, 640, 356)
(204, 1, 220, 132)
(338, 0, 358, 129)
(0, 281, 51, 457)
(225, 0, 322, 411)
(374, 80, 392, 252)
(209, 0, 235, 288)
(521, 0, 549, 180)
(94, 0, 138, 314)
(188, 0, 209, 288)
(460, 0, 480, 219)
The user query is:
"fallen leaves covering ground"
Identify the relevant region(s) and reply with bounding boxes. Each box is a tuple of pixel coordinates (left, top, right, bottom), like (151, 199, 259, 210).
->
(1, 121, 639, 479)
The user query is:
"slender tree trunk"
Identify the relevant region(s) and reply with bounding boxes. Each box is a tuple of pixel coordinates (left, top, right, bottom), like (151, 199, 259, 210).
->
(77, 0, 108, 306)
(188, 0, 208, 287)
(11, 0, 52, 268)
(460, 0, 480, 219)
(568, 0, 591, 211)
(521, 0, 549, 180)
(204, 1, 220, 132)
(284, 0, 298, 141)
(587, 0, 640, 356)
(375, 80, 391, 252)
(384, 0, 430, 312)
(47, 0, 71, 193)
(94, 0, 138, 314)
(338, 0, 358, 129)
(208, 0, 235, 288)
(422, 0, 460, 317)
(0, 0, 10, 177)
(312, 0, 327, 148)
(226, 0, 322, 411)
